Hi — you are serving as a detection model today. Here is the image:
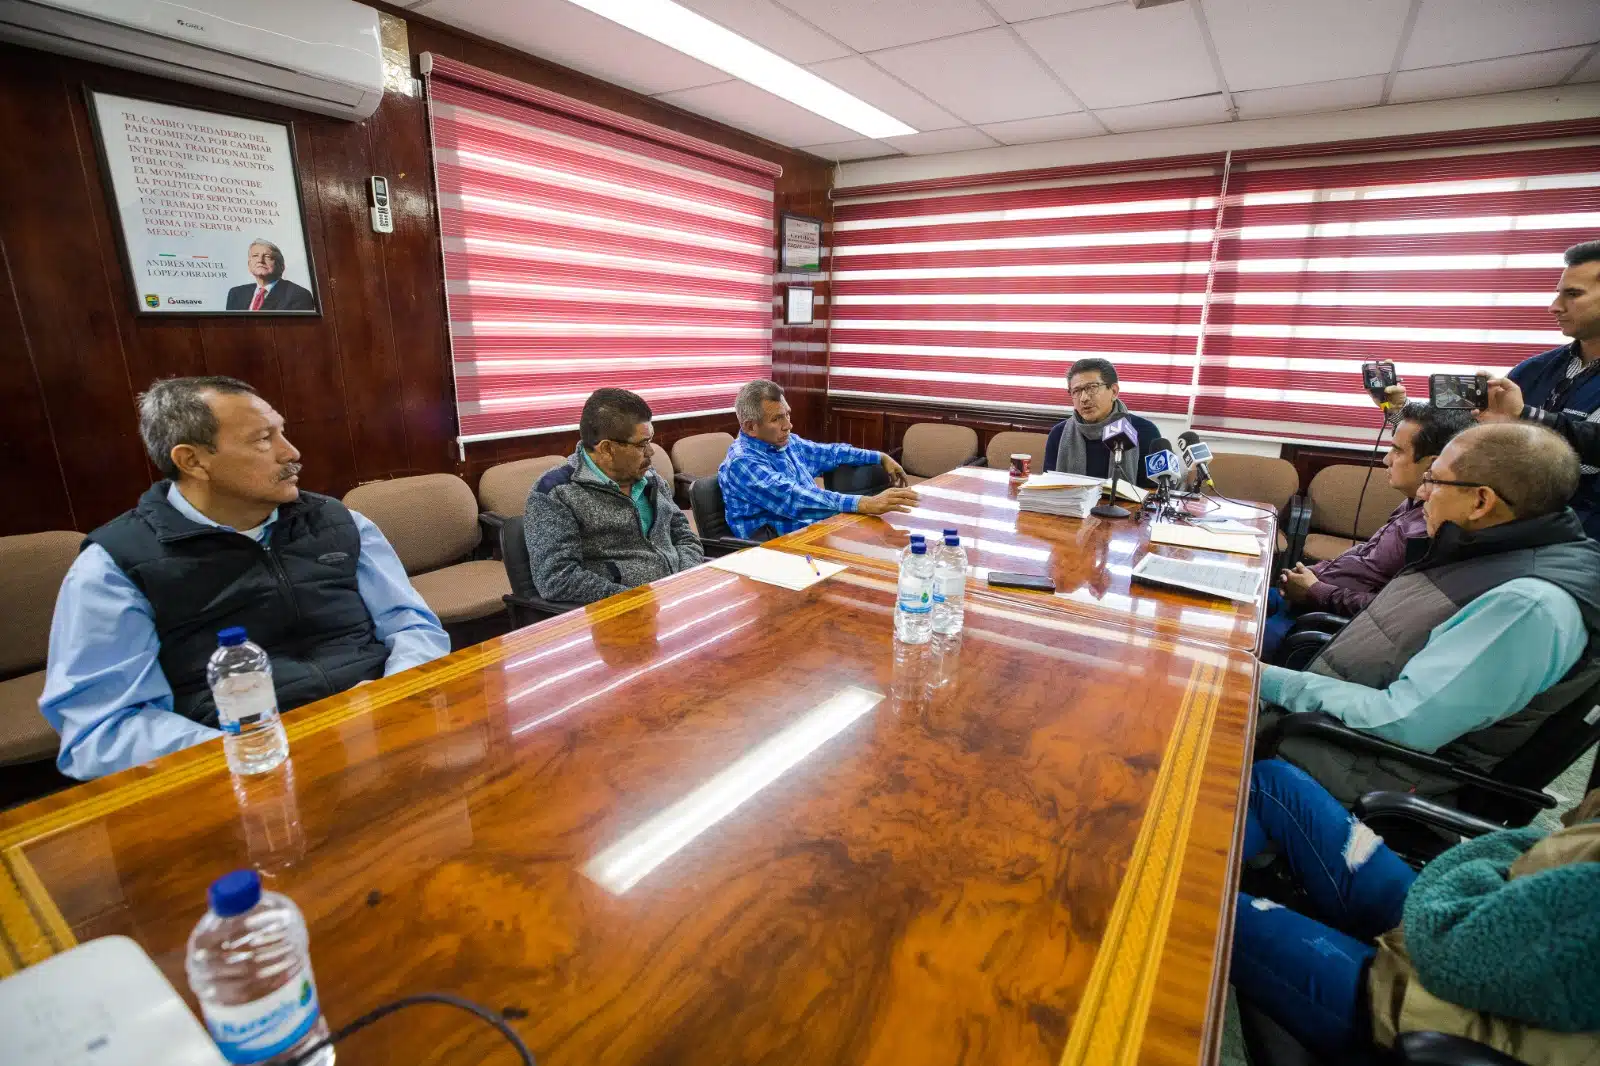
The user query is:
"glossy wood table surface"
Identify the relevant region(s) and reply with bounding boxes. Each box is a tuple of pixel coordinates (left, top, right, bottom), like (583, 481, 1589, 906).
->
(0, 563, 1258, 1066)
(771, 466, 1277, 654)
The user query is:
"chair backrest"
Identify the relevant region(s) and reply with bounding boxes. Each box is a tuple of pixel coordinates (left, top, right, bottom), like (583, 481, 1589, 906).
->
(0, 530, 82, 677)
(691, 476, 736, 540)
(984, 431, 1050, 473)
(649, 443, 675, 485)
(498, 513, 537, 599)
(477, 455, 565, 517)
(343, 473, 479, 575)
(901, 423, 979, 478)
(1307, 464, 1408, 540)
(670, 432, 734, 479)
(1208, 454, 1300, 513)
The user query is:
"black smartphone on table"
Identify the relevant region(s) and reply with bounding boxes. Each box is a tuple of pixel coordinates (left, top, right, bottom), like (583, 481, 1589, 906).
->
(987, 571, 1056, 593)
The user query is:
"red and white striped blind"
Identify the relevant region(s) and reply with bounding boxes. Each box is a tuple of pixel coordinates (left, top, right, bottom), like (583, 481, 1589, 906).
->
(421, 55, 779, 444)
(1194, 136, 1600, 445)
(830, 160, 1226, 420)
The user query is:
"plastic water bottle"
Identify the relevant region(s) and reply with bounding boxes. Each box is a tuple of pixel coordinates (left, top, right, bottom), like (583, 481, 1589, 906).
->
(895, 540, 935, 644)
(932, 531, 968, 635)
(208, 627, 289, 775)
(186, 870, 333, 1066)
(898, 532, 926, 568)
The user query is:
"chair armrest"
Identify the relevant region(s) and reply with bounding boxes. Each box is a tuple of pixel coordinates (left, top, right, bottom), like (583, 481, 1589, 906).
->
(1283, 495, 1312, 567)
(476, 512, 507, 560)
(967, 456, 988, 467)
(700, 536, 760, 559)
(1269, 712, 1555, 812)
(1352, 792, 1507, 840)
(1291, 612, 1351, 634)
(502, 592, 583, 618)
(888, 446, 903, 460)
(1276, 630, 1332, 670)
(1395, 1031, 1531, 1066)
(479, 511, 507, 533)
(673, 470, 698, 508)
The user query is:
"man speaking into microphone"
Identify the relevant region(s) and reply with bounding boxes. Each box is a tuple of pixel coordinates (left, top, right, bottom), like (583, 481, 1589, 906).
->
(1044, 358, 1162, 487)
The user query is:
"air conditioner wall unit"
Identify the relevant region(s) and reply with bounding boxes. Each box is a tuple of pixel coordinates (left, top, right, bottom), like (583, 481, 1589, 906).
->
(0, 0, 386, 121)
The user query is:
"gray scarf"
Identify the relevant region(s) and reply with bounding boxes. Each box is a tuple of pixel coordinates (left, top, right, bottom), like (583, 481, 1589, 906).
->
(1055, 397, 1140, 485)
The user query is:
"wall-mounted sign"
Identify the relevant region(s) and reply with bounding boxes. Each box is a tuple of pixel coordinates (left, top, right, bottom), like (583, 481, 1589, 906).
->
(87, 90, 320, 316)
(785, 285, 815, 325)
(779, 212, 822, 273)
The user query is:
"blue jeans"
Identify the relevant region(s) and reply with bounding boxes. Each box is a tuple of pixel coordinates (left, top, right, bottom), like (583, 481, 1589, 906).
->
(1262, 588, 1295, 659)
(1231, 759, 1418, 1053)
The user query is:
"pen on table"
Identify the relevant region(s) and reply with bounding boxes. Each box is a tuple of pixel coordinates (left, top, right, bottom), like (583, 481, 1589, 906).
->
(805, 554, 822, 577)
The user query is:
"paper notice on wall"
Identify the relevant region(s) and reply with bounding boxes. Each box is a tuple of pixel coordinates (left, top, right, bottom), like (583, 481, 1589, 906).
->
(90, 92, 319, 314)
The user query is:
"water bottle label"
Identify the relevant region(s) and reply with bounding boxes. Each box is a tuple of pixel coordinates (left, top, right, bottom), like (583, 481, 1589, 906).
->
(934, 573, 964, 602)
(201, 975, 321, 1064)
(215, 678, 277, 734)
(898, 582, 932, 614)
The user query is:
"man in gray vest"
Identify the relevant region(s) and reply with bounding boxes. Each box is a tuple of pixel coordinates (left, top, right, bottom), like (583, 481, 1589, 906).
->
(38, 376, 450, 780)
(1261, 422, 1600, 803)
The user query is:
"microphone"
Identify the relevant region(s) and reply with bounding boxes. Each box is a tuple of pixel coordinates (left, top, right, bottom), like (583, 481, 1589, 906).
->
(1091, 418, 1141, 520)
(1143, 437, 1183, 488)
(1177, 430, 1214, 490)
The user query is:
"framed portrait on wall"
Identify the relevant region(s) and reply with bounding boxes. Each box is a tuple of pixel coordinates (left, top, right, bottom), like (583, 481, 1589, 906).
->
(779, 212, 822, 273)
(86, 89, 321, 316)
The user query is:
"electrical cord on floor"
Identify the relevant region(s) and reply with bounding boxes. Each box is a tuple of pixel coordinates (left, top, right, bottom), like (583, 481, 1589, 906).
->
(282, 993, 536, 1066)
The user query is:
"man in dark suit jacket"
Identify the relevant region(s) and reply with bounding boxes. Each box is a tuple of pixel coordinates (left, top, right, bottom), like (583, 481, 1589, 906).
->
(226, 239, 316, 311)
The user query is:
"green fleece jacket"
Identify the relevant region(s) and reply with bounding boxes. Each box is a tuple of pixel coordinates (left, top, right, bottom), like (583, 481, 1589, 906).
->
(1403, 820, 1600, 1032)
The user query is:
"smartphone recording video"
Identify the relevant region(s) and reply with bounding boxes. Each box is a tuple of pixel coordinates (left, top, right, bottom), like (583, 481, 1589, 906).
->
(1429, 373, 1488, 411)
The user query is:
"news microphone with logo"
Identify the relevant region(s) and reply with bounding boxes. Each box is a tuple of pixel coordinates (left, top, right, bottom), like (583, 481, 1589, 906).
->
(1177, 430, 1214, 490)
(1143, 438, 1183, 487)
(1092, 418, 1141, 519)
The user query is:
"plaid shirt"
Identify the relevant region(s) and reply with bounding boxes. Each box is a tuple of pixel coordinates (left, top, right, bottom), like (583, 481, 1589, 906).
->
(717, 433, 883, 538)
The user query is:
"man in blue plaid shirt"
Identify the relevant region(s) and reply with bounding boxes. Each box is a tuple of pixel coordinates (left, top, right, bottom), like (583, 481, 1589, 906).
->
(717, 379, 920, 540)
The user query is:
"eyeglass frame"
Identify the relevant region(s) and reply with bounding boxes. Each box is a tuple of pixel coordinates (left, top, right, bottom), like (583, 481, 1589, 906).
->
(602, 435, 654, 451)
(1420, 471, 1514, 509)
(1069, 381, 1111, 400)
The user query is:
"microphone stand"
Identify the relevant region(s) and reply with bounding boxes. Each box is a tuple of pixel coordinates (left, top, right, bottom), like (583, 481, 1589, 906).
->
(1091, 444, 1132, 519)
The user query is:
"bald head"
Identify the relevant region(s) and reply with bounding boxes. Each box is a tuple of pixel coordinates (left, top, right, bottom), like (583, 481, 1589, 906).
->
(1446, 422, 1578, 519)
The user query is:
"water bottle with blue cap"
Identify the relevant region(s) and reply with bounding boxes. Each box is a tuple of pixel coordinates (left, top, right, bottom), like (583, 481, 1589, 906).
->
(207, 627, 288, 775)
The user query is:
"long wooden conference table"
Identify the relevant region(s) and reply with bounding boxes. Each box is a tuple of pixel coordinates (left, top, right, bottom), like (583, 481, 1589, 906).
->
(0, 466, 1272, 1066)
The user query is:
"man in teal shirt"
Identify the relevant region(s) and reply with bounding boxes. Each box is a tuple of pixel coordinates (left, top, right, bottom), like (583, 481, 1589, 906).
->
(524, 389, 703, 605)
(1261, 422, 1600, 801)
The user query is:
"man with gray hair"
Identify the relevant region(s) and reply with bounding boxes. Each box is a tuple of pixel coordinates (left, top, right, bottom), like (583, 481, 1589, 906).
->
(39, 376, 448, 779)
(717, 379, 919, 539)
(1261, 421, 1600, 803)
(225, 238, 316, 311)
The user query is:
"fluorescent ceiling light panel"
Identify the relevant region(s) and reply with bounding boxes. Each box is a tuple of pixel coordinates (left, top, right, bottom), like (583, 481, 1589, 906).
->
(562, 0, 916, 139)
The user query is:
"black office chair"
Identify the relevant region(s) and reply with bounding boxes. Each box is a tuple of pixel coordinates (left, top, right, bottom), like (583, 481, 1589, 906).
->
(1239, 790, 1543, 1066)
(497, 514, 586, 629)
(689, 477, 762, 556)
(824, 462, 892, 495)
(1274, 612, 1351, 669)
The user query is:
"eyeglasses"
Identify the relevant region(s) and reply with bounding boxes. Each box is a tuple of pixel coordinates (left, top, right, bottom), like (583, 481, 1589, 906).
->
(1420, 472, 1513, 508)
(604, 437, 654, 452)
(1070, 382, 1108, 399)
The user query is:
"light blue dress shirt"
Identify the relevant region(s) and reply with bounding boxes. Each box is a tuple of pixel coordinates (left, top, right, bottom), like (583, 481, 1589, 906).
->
(39, 485, 451, 780)
(1259, 577, 1586, 752)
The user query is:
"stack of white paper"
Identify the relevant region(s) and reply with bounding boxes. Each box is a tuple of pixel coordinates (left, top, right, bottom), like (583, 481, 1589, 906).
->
(706, 547, 846, 591)
(1016, 472, 1104, 519)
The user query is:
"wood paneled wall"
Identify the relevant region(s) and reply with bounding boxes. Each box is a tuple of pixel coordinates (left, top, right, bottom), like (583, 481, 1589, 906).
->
(0, 9, 832, 538)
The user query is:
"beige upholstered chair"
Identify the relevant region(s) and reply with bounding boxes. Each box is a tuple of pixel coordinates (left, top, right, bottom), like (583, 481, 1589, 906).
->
(1303, 464, 1408, 562)
(668, 432, 732, 506)
(0, 531, 81, 767)
(477, 455, 566, 519)
(899, 423, 980, 485)
(344, 474, 509, 626)
(1208, 454, 1302, 553)
(984, 431, 1050, 474)
(649, 443, 674, 486)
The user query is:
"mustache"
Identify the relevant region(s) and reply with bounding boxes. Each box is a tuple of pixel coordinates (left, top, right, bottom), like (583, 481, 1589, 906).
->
(278, 462, 302, 481)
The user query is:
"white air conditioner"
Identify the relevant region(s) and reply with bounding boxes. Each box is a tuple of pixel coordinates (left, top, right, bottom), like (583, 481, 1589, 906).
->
(0, 0, 385, 120)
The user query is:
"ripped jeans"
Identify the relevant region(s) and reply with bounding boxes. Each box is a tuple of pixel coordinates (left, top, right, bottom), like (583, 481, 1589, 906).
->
(1231, 759, 1418, 1054)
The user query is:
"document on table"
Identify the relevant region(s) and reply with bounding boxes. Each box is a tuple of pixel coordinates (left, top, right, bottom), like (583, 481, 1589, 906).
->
(1131, 554, 1264, 603)
(1192, 517, 1262, 536)
(1101, 479, 1149, 503)
(707, 547, 846, 591)
(1149, 522, 1263, 557)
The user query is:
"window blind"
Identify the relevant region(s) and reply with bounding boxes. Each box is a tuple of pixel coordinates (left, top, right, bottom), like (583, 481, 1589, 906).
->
(421, 55, 780, 444)
(829, 159, 1226, 420)
(1194, 137, 1600, 445)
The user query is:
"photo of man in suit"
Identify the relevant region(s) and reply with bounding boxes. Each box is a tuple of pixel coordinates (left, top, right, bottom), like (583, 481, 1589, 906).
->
(226, 239, 316, 312)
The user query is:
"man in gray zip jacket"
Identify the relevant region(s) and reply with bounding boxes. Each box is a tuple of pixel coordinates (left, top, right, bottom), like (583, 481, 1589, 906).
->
(524, 388, 704, 604)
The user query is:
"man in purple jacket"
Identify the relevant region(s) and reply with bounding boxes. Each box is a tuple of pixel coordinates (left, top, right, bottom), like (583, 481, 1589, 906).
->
(1263, 402, 1475, 657)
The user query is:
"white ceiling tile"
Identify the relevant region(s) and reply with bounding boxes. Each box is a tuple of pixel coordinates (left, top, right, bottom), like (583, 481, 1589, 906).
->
(1016, 4, 1218, 108)
(1575, 47, 1600, 83)
(1233, 75, 1386, 120)
(979, 111, 1104, 144)
(799, 139, 901, 161)
(988, 0, 1122, 20)
(867, 28, 1080, 124)
(1402, 0, 1600, 69)
(655, 80, 860, 146)
(674, 0, 852, 65)
(805, 56, 965, 131)
(770, 0, 996, 53)
(1095, 94, 1230, 133)
(883, 127, 1002, 155)
(1390, 47, 1594, 103)
(418, 0, 730, 95)
(1201, 0, 1414, 91)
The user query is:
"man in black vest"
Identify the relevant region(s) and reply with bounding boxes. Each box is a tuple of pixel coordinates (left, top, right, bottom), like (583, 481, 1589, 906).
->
(38, 376, 449, 779)
(1260, 422, 1600, 803)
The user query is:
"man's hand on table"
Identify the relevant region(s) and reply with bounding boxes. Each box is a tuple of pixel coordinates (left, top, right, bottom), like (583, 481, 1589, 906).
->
(858, 488, 920, 516)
